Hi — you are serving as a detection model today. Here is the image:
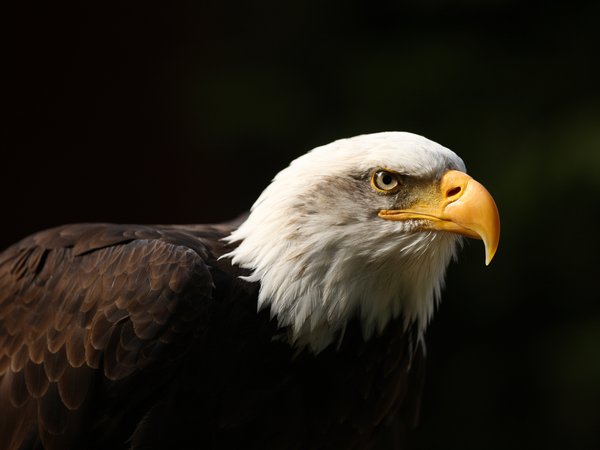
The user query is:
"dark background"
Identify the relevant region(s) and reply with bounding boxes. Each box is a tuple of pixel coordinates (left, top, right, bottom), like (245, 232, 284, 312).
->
(4, 1, 600, 449)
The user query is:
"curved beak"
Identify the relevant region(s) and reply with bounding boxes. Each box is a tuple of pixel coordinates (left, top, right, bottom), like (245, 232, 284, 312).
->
(379, 170, 500, 265)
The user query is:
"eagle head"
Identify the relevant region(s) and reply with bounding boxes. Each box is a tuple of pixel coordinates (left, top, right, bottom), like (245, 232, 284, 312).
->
(225, 132, 500, 352)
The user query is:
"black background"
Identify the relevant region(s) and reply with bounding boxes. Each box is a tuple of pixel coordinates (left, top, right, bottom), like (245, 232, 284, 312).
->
(4, 1, 600, 449)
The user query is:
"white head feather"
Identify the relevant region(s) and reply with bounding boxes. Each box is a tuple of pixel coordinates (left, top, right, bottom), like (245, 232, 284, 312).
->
(224, 132, 466, 352)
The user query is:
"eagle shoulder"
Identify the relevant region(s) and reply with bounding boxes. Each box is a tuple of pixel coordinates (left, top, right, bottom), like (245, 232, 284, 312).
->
(0, 223, 218, 450)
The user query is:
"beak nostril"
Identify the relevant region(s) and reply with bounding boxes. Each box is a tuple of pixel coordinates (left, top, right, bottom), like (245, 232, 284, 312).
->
(446, 186, 462, 198)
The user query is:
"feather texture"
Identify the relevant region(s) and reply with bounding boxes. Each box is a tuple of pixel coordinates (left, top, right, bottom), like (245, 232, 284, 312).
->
(0, 224, 214, 449)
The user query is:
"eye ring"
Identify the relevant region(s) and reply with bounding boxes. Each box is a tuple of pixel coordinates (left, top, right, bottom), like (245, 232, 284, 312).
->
(372, 170, 400, 192)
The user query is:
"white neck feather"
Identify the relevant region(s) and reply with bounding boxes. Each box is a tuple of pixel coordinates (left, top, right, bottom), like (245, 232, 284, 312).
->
(223, 132, 464, 352)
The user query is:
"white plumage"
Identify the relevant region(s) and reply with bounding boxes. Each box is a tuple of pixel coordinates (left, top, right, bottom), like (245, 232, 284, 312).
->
(225, 132, 467, 352)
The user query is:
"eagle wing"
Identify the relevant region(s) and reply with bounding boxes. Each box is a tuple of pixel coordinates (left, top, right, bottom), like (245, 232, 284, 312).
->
(0, 223, 216, 450)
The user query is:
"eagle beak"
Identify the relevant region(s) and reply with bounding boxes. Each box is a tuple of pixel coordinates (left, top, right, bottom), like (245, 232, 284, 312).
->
(379, 170, 500, 265)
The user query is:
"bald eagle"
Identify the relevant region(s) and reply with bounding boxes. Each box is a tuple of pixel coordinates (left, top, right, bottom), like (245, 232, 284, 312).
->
(0, 132, 499, 450)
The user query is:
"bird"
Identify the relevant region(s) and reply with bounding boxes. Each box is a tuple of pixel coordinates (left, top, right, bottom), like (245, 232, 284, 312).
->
(0, 132, 500, 450)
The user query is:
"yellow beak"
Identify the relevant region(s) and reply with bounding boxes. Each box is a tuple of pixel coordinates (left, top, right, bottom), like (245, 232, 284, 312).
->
(378, 170, 500, 265)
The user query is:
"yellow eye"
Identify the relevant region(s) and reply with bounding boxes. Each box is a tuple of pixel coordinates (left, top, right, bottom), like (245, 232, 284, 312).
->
(372, 170, 399, 192)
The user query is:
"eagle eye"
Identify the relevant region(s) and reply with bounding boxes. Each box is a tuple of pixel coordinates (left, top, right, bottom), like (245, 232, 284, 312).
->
(372, 170, 400, 192)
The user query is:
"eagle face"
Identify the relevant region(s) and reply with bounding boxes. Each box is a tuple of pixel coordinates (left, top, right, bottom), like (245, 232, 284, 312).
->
(226, 132, 499, 352)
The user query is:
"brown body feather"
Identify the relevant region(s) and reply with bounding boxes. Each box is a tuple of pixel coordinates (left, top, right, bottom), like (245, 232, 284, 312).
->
(0, 222, 424, 450)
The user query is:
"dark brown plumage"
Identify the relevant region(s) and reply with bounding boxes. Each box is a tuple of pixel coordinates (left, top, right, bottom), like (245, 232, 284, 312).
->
(0, 222, 423, 450)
